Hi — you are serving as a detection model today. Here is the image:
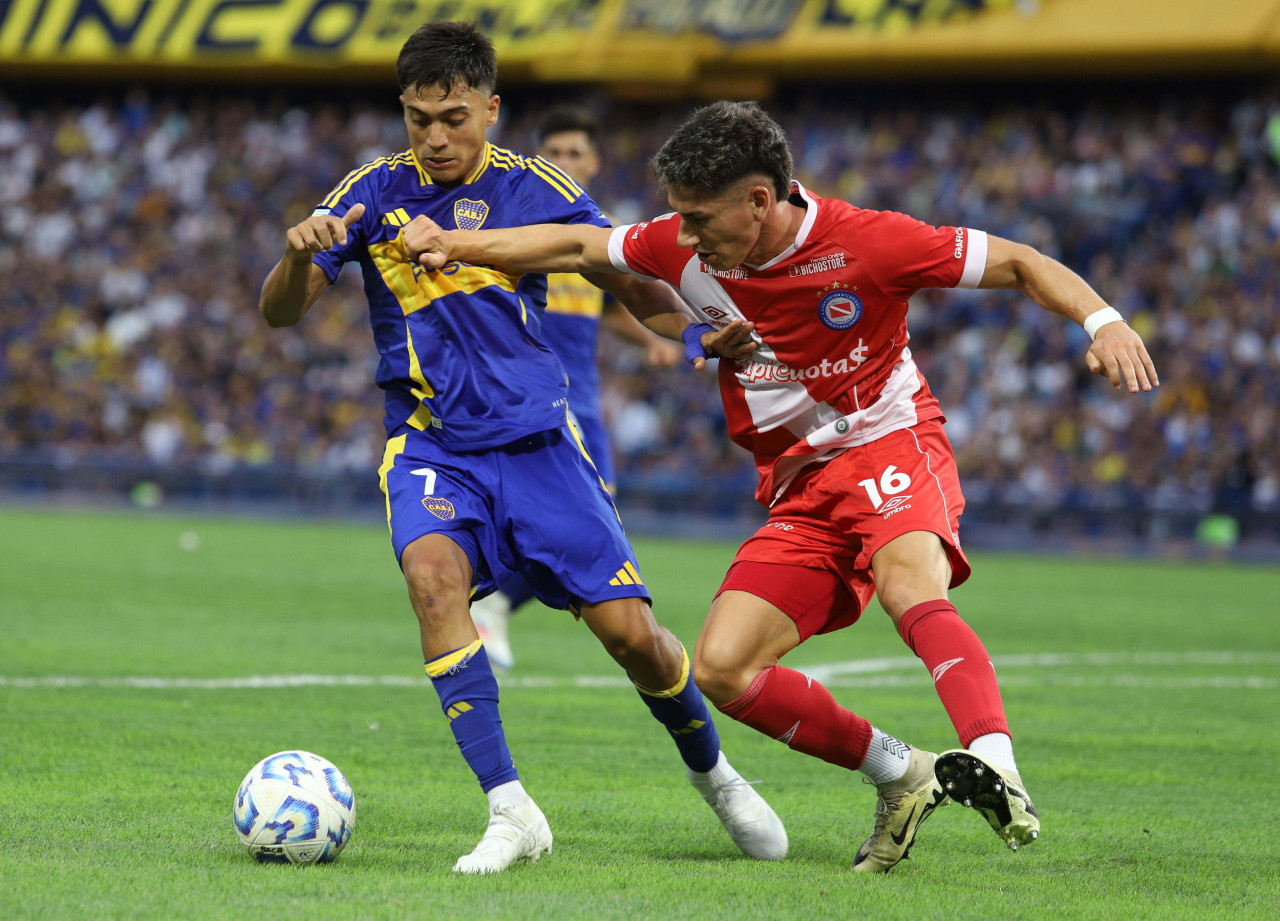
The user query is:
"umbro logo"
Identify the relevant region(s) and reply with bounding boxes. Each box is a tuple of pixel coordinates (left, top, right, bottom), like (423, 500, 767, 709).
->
(931, 658, 965, 682)
(775, 721, 801, 745)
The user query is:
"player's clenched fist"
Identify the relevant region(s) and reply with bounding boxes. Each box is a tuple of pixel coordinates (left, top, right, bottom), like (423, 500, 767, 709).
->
(285, 204, 367, 265)
(400, 216, 452, 269)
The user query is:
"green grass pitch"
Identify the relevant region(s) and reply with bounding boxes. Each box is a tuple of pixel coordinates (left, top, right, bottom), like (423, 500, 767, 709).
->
(1, 507, 1277, 920)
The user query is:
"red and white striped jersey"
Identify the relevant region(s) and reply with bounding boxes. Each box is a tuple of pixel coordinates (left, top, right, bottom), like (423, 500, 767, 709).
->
(607, 182, 988, 506)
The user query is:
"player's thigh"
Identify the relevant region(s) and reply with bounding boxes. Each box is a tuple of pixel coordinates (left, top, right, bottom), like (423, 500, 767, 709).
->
(869, 530, 953, 623)
(693, 588, 802, 704)
(380, 432, 498, 584)
(497, 426, 649, 611)
(838, 422, 971, 585)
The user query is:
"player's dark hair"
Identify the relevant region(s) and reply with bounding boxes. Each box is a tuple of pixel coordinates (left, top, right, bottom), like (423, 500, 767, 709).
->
(535, 106, 601, 149)
(651, 100, 792, 199)
(396, 20, 497, 98)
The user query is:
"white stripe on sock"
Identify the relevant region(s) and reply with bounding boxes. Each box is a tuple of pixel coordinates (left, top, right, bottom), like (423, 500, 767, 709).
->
(860, 727, 912, 785)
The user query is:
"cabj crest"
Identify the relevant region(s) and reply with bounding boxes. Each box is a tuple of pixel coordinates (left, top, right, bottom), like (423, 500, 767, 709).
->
(454, 199, 489, 231)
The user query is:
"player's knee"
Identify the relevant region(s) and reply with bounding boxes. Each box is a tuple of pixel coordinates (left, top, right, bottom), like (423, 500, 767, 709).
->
(401, 547, 470, 621)
(691, 641, 756, 706)
(596, 612, 662, 668)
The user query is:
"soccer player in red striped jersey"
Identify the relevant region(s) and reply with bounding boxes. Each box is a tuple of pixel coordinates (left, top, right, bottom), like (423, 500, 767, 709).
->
(402, 100, 1159, 871)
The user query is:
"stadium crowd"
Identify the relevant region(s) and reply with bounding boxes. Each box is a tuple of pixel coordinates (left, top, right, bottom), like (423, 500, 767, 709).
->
(1, 83, 1277, 527)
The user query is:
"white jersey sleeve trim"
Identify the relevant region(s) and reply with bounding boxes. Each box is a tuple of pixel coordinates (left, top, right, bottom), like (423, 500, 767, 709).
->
(957, 228, 988, 289)
(607, 224, 648, 278)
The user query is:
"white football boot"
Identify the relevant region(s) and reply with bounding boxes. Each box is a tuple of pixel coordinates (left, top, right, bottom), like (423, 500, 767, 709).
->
(452, 795, 553, 874)
(934, 749, 1040, 850)
(470, 592, 515, 672)
(852, 747, 947, 872)
(688, 752, 788, 860)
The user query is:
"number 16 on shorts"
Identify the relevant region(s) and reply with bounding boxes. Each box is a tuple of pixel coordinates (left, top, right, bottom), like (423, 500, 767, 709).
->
(859, 465, 913, 516)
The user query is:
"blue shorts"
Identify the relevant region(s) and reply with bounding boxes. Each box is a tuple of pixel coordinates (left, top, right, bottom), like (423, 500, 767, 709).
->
(567, 405, 614, 491)
(378, 423, 649, 611)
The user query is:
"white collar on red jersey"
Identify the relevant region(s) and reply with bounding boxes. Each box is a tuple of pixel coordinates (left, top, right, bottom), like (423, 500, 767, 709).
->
(743, 180, 818, 272)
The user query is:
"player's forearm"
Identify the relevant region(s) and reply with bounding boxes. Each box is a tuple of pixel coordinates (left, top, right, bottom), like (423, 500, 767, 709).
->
(586, 272, 693, 341)
(1021, 254, 1111, 327)
(641, 312, 697, 343)
(448, 225, 612, 274)
(987, 242, 1111, 328)
(259, 257, 318, 327)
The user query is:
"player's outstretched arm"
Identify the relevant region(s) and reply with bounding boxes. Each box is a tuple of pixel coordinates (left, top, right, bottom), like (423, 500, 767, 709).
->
(978, 235, 1159, 393)
(259, 204, 366, 327)
(403, 218, 614, 274)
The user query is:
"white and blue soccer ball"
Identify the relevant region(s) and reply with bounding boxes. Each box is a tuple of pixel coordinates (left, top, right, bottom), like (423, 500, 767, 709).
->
(233, 750, 356, 864)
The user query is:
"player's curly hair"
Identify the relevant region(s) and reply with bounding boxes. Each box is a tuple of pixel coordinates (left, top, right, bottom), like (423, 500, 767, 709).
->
(396, 20, 497, 98)
(651, 101, 792, 199)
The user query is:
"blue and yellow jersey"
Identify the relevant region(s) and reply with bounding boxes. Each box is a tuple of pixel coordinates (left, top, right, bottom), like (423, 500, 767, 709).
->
(541, 273, 608, 425)
(312, 143, 609, 451)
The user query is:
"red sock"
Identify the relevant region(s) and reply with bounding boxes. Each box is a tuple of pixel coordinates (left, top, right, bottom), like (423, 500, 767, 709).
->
(718, 665, 872, 771)
(898, 600, 1010, 745)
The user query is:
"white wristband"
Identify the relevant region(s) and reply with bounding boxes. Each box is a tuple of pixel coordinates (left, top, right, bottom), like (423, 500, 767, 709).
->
(1083, 307, 1124, 340)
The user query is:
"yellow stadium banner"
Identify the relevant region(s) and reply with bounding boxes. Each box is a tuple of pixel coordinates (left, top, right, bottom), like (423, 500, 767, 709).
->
(2, 0, 1278, 83)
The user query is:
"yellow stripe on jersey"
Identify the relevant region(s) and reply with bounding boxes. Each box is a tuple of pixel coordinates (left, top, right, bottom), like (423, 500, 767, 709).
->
(525, 158, 580, 202)
(403, 323, 436, 432)
(488, 146, 524, 170)
(322, 152, 415, 208)
(531, 156, 586, 198)
(545, 273, 606, 318)
(632, 646, 689, 698)
(484, 146, 581, 203)
(424, 639, 483, 678)
(408, 148, 431, 185)
(377, 434, 408, 528)
(368, 239, 522, 316)
(465, 144, 491, 184)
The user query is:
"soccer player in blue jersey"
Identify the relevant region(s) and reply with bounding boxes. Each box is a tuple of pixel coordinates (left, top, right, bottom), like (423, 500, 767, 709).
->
(469, 106, 682, 671)
(257, 20, 786, 874)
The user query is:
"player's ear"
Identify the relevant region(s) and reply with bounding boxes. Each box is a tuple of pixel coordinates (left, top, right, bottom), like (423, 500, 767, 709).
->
(749, 185, 771, 221)
(486, 95, 501, 127)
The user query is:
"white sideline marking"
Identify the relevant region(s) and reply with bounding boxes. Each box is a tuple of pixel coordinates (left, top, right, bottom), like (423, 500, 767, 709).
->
(0, 651, 1276, 691)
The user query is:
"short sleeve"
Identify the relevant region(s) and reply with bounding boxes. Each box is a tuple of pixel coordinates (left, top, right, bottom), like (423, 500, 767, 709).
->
(516, 156, 611, 230)
(852, 210, 988, 298)
(311, 170, 377, 283)
(607, 214, 682, 283)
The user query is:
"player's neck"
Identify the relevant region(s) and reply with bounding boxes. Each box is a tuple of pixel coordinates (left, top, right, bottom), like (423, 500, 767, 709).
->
(745, 201, 805, 266)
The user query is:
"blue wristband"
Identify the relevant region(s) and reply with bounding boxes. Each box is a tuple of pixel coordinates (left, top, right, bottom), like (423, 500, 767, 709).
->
(680, 323, 717, 365)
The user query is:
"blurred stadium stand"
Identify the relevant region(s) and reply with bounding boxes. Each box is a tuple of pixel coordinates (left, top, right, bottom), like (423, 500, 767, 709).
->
(3, 1, 1279, 559)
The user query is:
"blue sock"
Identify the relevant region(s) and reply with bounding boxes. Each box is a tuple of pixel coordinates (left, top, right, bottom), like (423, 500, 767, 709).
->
(498, 572, 536, 611)
(425, 640, 519, 792)
(631, 645, 721, 773)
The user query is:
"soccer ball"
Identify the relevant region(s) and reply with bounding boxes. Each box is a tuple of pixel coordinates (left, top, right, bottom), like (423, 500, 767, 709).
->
(233, 750, 356, 864)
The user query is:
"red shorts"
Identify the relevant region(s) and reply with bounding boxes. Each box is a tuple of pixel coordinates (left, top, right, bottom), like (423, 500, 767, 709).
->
(717, 419, 971, 641)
